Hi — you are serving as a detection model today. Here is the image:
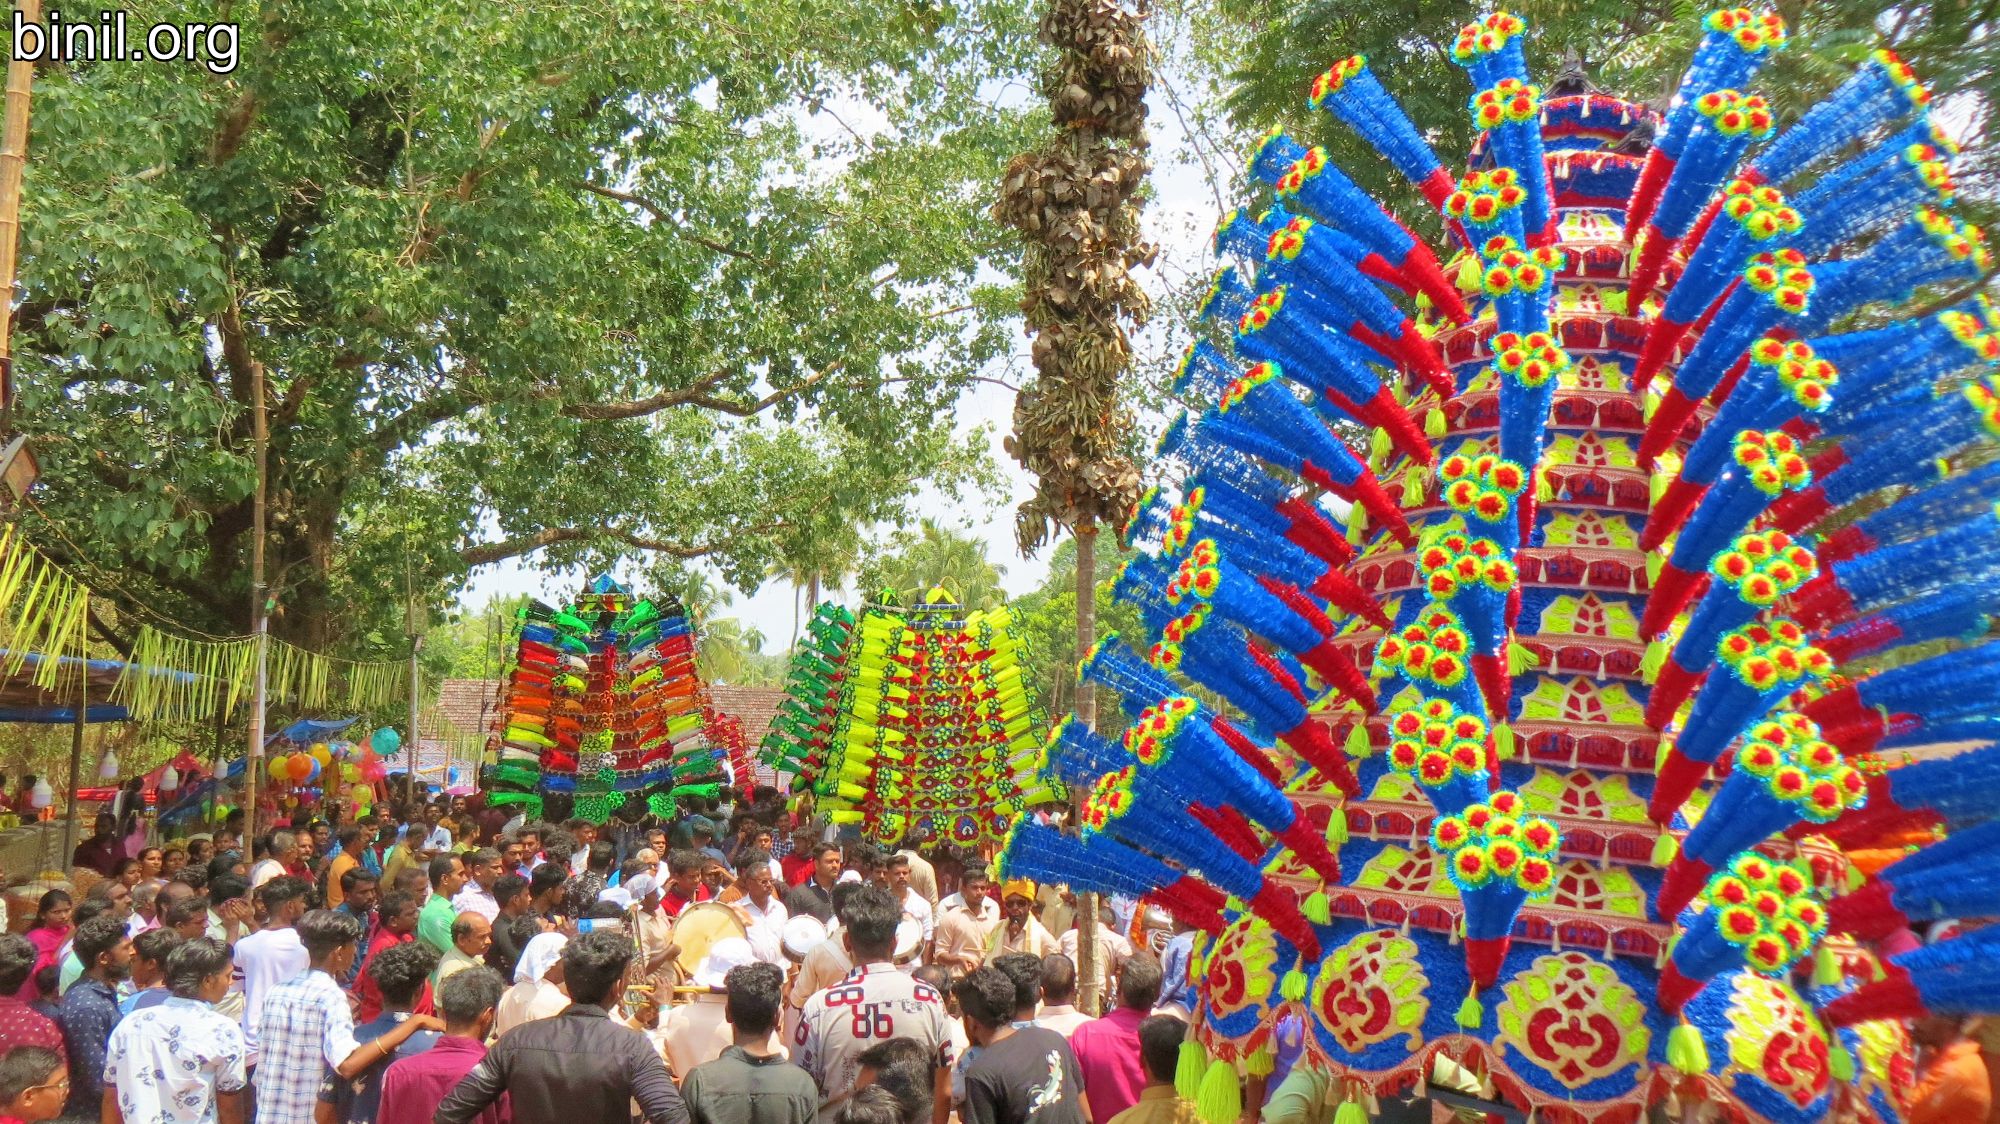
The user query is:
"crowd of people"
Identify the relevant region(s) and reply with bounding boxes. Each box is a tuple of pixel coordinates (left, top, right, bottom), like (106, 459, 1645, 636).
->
(0, 786, 1211, 1124)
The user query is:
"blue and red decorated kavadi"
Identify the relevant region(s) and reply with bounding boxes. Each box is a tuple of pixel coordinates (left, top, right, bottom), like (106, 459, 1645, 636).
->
(1001, 11, 2000, 1123)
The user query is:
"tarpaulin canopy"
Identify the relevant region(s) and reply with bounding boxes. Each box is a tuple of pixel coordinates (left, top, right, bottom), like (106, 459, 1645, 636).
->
(271, 716, 359, 745)
(0, 652, 205, 724)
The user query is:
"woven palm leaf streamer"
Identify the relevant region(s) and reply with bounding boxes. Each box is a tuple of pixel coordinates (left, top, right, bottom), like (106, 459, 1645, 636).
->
(764, 590, 1047, 848)
(1000, 9, 2000, 1123)
(483, 576, 721, 822)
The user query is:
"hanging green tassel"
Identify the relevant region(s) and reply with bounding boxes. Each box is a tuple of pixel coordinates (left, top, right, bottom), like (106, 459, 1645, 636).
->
(1424, 407, 1449, 439)
(1400, 465, 1427, 506)
(1639, 638, 1670, 684)
(1245, 1042, 1276, 1077)
(1830, 1045, 1857, 1082)
(1506, 641, 1540, 675)
(1813, 944, 1843, 987)
(1326, 811, 1350, 846)
(1456, 989, 1484, 1029)
(1493, 722, 1516, 761)
(1370, 428, 1392, 465)
(1345, 722, 1372, 759)
(1667, 1022, 1710, 1076)
(1331, 1102, 1369, 1124)
(1175, 1039, 1206, 1100)
(1280, 967, 1310, 1002)
(1196, 1059, 1242, 1124)
(1651, 832, 1679, 866)
(1535, 471, 1556, 502)
(1302, 890, 1333, 925)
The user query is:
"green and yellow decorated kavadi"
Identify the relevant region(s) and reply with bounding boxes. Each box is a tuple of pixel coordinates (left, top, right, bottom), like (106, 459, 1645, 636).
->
(1001, 12, 2000, 1123)
(760, 591, 1054, 849)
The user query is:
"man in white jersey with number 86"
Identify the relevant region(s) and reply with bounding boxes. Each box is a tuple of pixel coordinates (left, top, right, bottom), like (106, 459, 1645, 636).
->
(792, 883, 952, 1124)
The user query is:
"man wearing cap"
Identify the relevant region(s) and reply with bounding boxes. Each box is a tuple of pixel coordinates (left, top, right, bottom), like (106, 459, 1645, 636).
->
(625, 874, 679, 978)
(986, 879, 1057, 959)
(661, 937, 781, 1079)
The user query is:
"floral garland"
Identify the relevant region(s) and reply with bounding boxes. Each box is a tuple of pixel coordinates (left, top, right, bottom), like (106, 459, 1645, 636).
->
(1714, 619, 1831, 692)
(1430, 795, 1562, 898)
(1708, 530, 1818, 607)
(1732, 429, 1813, 496)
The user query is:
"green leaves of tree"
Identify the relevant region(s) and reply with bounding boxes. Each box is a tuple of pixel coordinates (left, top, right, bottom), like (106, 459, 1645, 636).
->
(15, 0, 1040, 654)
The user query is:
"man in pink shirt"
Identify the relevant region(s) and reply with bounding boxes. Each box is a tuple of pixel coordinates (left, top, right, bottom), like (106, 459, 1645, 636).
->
(1067, 955, 1162, 1124)
(379, 964, 510, 1124)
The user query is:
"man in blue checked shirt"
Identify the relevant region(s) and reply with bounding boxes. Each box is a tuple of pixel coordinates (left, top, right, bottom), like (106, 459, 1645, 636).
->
(251, 910, 441, 1124)
(56, 914, 130, 1118)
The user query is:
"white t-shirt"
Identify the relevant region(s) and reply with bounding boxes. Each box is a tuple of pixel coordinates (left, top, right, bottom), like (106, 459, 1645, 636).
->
(794, 962, 953, 1123)
(246, 858, 285, 889)
(232, 927, 307, 1063)
(900, 888, 935, 943)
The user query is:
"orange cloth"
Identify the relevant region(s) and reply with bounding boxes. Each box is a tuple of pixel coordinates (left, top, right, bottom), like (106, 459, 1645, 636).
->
(1908, 1040, 1992, 1124)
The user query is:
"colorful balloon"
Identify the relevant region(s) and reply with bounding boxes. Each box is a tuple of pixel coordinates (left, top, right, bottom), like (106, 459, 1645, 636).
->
(286, 754, 314, 782)
(267, 755, 289, 780)
(370, 727, 402, 756)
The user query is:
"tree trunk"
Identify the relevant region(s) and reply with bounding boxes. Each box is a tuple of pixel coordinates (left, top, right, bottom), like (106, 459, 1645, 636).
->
(1074, 521, 1102, 1014)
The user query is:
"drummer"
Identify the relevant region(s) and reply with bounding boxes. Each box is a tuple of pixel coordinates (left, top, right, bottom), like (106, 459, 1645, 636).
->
(729, 848, 788, 966)
(660, 937, 770, 1079)
(660, 850, 712, 919)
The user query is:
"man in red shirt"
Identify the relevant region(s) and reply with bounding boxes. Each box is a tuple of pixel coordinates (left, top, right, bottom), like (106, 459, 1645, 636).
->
(781, 825, 820, 886)
(379, 964, 508, 1124)
(353, 891, 424, 1021)
(0, 935, 64, 1062)
(660, 850, 714, 919)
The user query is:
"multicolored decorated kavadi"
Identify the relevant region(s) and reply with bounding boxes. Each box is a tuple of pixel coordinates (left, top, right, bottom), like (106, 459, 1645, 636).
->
(1002, 11, 2000, 1123)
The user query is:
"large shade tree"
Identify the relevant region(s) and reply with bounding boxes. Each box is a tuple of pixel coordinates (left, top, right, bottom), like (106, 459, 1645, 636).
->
(16, 0, 1037, 655)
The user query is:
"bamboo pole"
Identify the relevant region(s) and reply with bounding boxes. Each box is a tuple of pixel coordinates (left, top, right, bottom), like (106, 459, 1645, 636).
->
(59, 649, 84, 868)
(246, 346, 268, 836)
(1074, 523, 1101, 1015)
(407, 635, 422, 794)
(0, 0, 40, 434)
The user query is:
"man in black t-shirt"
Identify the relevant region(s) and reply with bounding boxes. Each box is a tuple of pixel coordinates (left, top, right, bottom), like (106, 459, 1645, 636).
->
(955, 966, 1088, 1124)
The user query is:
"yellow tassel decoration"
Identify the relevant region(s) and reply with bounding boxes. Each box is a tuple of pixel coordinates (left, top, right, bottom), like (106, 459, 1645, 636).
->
(1345, 722, 1373, 758)
(1175, 1039, 1206, 1100)
(1302, 890, 1332, 925)
(1196, 1059, 1242, 1124)
(1456, 989, 1484, 1029)
(1651, 833, 1679, 866)
(1667, 1021, 1710, 1076)
(1639, 638, 1670, 684)
(1326, 810, 1350, 846)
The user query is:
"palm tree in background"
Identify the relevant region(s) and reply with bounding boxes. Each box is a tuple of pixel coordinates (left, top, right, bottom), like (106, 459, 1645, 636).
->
(858, 519, 1007, 608)
(768, 527, 866, 650)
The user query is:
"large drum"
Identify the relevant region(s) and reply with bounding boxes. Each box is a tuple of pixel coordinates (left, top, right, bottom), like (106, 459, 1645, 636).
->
(782, 914, 829, 963)
(892, 918, 924, 965)
(668, 901, 747, 978)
